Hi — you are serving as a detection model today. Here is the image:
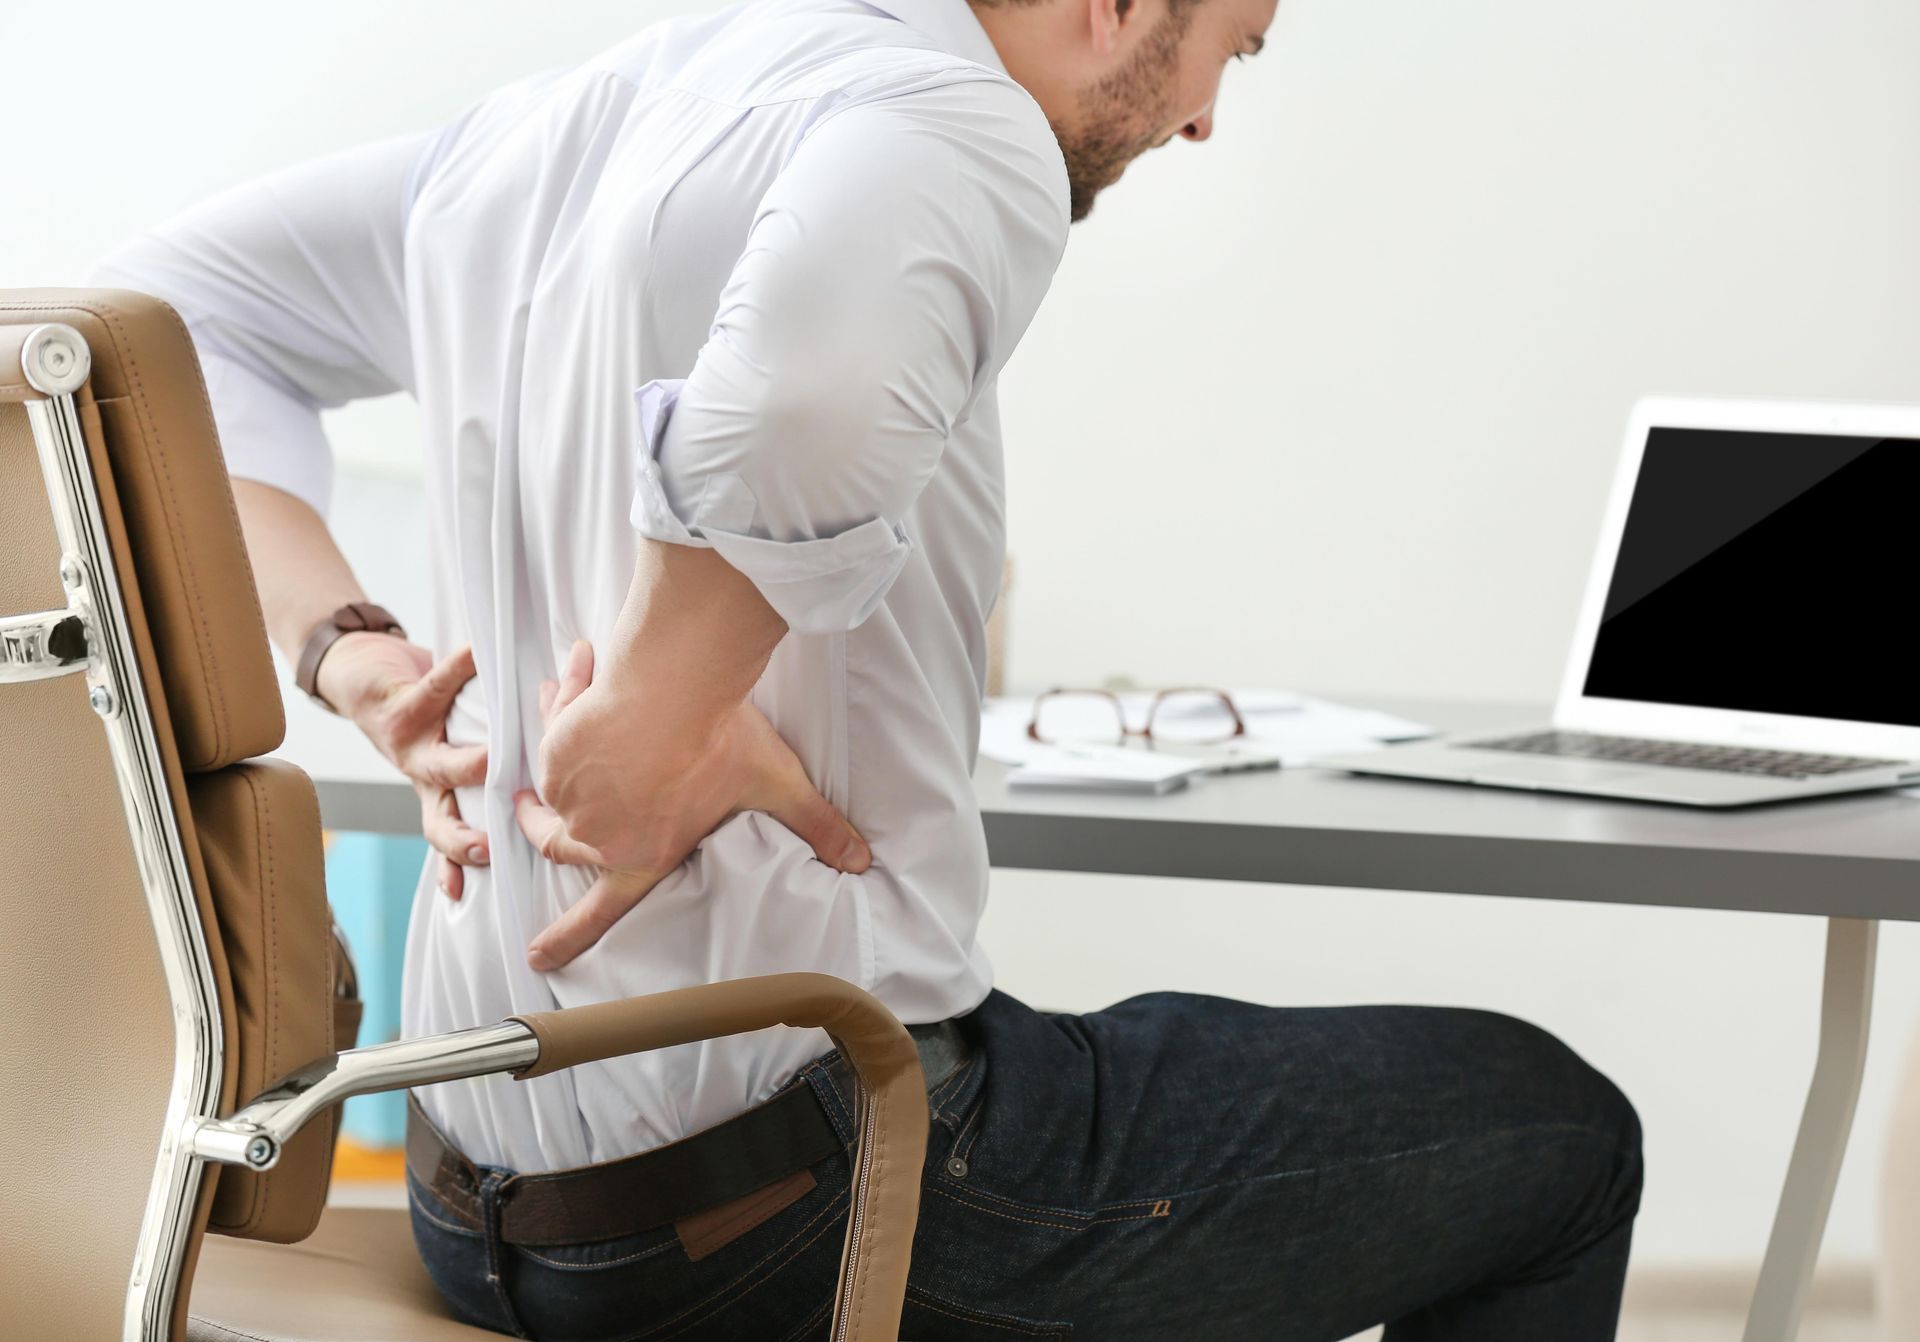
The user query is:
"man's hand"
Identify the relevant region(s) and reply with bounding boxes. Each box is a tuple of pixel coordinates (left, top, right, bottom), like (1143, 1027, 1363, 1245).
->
(514, 640, 871, 972)
(317, 633, 490, 899)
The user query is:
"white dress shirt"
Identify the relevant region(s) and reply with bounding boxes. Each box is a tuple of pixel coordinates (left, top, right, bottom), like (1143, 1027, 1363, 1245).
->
(95, 0, 1067, 1171)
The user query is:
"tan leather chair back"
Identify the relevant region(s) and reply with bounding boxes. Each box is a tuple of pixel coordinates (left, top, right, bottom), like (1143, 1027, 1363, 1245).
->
(0, 290, 339, 1341)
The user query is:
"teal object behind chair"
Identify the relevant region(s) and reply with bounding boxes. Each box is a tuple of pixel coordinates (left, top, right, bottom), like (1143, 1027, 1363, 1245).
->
(326, 832, 426, 1147)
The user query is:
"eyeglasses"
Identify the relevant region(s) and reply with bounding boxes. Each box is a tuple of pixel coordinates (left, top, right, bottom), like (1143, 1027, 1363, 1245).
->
(1026, 687, 1248, 748)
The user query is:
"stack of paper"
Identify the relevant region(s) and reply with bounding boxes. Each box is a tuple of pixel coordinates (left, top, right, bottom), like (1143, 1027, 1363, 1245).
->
(980, 690, 1431, 781)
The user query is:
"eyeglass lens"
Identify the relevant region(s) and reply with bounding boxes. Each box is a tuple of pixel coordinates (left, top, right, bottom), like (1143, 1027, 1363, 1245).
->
(1031, 693, 1127, 745)
(1148, 691, 1241, 744)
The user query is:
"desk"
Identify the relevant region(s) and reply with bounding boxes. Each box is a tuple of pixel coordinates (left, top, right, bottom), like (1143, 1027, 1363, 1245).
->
(283, 695, 1920, 1342)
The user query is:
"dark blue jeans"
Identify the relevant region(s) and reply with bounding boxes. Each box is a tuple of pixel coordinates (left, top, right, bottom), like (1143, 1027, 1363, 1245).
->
(411, 990, 1642, 1341)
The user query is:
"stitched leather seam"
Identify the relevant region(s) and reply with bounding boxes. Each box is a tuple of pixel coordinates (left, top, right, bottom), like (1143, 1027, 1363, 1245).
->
(259, 768, 286, 1232)
(99, 299, 225, 766)
(153, 298, 258, 766)
(849, 1083, 888, 1334)
(206, 768, 273, 1236)
(242, 769, 274, 1234)
(183, 1321, 276, 1342)
(0, 297, 275, 767)
(1, 300, 222, 760)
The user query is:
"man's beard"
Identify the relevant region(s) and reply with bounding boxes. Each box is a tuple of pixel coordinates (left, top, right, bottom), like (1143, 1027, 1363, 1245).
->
(1051, 8, 1193, 223)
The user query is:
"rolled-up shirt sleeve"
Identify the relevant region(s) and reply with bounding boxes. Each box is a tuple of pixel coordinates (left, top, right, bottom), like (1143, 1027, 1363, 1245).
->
(632, 82, 1068, 634)
(90, 129, 439, 517)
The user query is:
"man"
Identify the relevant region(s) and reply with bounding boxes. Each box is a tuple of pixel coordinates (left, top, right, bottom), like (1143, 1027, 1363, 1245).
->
(97, 0, 1643, 1336)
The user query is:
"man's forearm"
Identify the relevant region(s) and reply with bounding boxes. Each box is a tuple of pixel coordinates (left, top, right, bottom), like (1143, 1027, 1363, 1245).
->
(231, 479, 368, 661)
(604, 539, 789, 731)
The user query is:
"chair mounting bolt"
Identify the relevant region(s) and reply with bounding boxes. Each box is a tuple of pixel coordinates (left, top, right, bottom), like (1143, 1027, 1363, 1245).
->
(18, 323, 91, 396)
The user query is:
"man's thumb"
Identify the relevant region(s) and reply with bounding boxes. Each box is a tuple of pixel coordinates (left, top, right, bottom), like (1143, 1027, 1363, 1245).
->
(774, 787, 872, 875)
(550, 639, 595, 717)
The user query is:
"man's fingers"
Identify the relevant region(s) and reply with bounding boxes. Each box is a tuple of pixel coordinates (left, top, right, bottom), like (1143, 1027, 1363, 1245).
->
(418, 788, 488, 900)
(550, 640, 594, 718)
(423, 787, 488, 862)
(538, 677, 559, 724)
(392, 646, 478, 734)
(770, 786, 872, 874)
(416, 645, 479, 709)
(738, 706, 872, 874)
(513, 789, 603, 867)
(527, 867, 662, 972)
(406, 741, 489, 790)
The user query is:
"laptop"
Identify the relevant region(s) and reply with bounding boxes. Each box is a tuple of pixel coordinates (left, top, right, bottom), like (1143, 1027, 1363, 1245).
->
(1319, 397, 1920, 806)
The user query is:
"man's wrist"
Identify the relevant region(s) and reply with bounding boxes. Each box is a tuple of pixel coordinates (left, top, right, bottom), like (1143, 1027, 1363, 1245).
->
(296, 602, 406, 712)
(309, 631, 394, 717)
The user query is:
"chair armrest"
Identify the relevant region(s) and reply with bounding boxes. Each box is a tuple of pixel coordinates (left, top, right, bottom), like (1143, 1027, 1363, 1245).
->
(512, 973, 925, 1342)
(191, 972, 925, 1342)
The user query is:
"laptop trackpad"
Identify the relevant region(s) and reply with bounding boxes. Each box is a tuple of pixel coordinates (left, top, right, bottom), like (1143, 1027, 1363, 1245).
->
(1475, 759, 1649, 787)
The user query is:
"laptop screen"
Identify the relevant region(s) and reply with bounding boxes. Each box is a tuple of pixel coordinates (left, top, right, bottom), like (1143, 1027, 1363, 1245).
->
(1583, 426, 1920, 727)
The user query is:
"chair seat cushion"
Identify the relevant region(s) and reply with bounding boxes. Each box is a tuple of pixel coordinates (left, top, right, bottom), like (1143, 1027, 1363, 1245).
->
(188, 1205, 502, 1342)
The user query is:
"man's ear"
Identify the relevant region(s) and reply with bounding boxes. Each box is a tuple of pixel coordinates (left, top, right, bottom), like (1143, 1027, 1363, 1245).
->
(1085, 0, 1128, 56)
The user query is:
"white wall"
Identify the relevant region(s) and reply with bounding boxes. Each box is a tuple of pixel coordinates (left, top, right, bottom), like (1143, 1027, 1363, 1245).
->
(10, 0, 1920, 1270)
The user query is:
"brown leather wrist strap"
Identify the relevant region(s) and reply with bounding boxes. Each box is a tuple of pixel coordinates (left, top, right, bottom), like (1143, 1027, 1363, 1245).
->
(294, 601, 405, 712)
(510, 974, 926, 1342)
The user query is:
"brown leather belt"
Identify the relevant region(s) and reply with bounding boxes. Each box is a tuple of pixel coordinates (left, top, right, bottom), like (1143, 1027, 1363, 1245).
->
(406, 1077, 842, 1247)
(407, 1022, 967, 1249)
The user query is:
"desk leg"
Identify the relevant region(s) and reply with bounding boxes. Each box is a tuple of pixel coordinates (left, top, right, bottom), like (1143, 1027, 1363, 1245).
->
(1741, 916, 1878, 1342)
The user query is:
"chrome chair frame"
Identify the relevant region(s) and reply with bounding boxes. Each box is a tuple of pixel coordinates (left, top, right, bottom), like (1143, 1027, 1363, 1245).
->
(14, 324, 555, 1342)
(10, 322, 229, 1341)
(10, 324, 917, 1342)
(11, 326, 553, 1340)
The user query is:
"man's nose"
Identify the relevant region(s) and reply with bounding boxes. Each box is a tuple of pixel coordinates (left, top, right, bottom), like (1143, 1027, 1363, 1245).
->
(1180, 110, 1214, 142)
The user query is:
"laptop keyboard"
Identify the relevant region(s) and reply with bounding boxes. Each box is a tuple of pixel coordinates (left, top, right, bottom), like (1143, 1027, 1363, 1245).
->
(1465, 730, 1900, 780)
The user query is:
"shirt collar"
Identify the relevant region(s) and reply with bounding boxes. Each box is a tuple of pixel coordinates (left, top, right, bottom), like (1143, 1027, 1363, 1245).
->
(860, 0, 1009, 75)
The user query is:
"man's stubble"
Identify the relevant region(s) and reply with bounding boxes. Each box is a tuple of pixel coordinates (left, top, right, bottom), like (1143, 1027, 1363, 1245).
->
(1051, 8, 1194, 222)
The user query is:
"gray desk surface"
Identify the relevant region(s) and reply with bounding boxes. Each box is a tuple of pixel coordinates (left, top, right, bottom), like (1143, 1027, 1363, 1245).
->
(289, 696, 1920, 923)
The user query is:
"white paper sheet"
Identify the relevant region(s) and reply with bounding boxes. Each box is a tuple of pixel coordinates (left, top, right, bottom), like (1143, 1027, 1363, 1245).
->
(981, 691, 1433, 773)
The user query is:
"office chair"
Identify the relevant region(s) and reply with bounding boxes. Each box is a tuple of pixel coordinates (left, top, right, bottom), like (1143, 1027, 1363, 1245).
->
(0, 289, 926, 1342)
